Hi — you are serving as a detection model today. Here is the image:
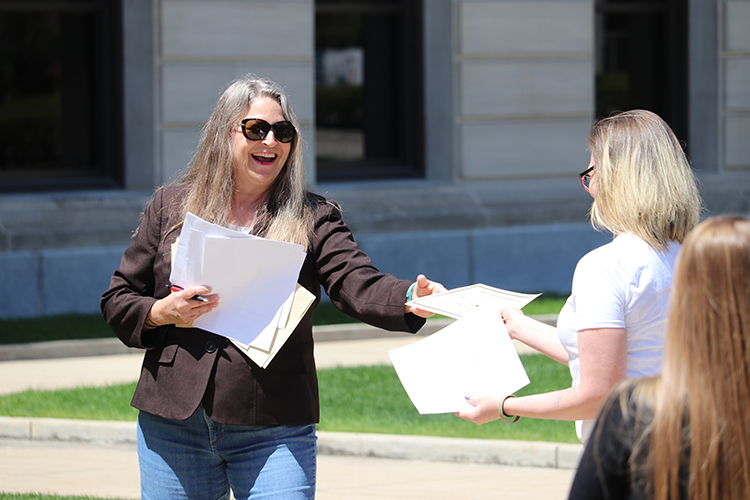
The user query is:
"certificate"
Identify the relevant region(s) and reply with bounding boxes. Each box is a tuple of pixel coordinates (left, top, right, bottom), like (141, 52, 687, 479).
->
(389, 308, 530, 414)
(406, 283, 540, 319)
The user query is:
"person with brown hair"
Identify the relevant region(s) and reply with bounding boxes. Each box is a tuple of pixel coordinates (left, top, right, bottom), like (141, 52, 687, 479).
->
(568, 215, 750, 500)
(456, 110, 703, 442)
(101, 74, 445, 500)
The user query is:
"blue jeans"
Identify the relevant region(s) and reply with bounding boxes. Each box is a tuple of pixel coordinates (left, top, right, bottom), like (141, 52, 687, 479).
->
(137, 407, 317, 500)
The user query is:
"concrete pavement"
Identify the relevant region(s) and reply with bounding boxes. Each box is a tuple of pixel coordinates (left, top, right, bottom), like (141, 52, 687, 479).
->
(0, 438, 576, 500)
(0, 318, 580, 499)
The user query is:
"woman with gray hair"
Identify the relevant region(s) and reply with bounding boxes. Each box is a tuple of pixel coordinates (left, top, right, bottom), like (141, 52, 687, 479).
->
(101, 74, 445, 499)
(457, 110, 703, 443)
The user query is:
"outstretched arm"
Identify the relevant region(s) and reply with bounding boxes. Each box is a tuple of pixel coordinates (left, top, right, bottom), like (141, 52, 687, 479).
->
(502, 306, 568, 364)
(456, 327, 628, 425)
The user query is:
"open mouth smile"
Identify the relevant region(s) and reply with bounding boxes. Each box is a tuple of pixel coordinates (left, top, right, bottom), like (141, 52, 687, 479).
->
(252, 152, 277, 164)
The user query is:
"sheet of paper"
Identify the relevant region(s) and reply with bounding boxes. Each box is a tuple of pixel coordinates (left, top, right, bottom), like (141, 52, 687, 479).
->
(406, 283, 540, 319)
(231, 284, 316, 368)
(194, 234, 304, 349)
(169, 212, 306, 349)
(389, 308, 530, 415)
(171, 212, 251, 287)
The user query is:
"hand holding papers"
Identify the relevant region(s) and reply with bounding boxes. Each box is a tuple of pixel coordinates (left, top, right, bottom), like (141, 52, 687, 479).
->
(389, 308, 531, 415)
(405, 283, 540, 319)
(169, 213, 309, 366)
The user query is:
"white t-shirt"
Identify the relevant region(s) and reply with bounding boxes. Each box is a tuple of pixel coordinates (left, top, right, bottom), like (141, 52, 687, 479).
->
(556, 233, 680, 442)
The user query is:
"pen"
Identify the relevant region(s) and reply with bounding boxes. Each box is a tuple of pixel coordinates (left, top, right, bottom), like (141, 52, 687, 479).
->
(168, 284, 209, 303)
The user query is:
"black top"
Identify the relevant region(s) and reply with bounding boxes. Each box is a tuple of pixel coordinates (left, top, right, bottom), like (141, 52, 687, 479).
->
(568, 384, 688, 500)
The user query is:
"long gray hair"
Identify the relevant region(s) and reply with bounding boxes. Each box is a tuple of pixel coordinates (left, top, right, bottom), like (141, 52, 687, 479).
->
(175, 74, 313, 250)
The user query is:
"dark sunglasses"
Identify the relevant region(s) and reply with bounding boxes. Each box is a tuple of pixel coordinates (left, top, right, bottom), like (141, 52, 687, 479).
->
(579, 165, 595, 192)
(235, 118, 296, 144)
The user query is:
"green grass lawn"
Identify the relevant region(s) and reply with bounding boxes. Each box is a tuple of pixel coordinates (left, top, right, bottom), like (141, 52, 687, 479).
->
(0, 354, 577, 443)
(0, 291, 576, 463)
(0, 294, 567, 345)
(317, 356, 577, 443)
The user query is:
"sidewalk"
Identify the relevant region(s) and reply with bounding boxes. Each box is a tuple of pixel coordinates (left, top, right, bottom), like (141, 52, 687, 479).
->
(0, 318, 580, 499)
(0, 438, 576, 500)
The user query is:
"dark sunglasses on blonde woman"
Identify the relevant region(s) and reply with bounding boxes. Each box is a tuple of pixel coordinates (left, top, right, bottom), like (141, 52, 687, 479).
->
(235, 118, 296, 144)
(579, 165, 595, 192)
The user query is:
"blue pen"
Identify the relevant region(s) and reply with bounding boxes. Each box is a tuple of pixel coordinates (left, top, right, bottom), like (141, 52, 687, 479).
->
(168, 284, 209, 303)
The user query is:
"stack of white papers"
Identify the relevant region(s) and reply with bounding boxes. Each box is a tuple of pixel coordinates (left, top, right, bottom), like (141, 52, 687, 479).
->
(389, 308, 530, 415)
(392, 284, 539, 415)
(170, 212, 311, 367)
(231, 284, 315, 368)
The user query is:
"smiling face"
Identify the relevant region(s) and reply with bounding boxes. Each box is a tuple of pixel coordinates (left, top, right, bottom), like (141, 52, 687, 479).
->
(231, 96, 292, 197)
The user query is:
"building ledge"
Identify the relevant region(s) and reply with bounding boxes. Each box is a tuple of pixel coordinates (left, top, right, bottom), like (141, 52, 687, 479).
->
(0, 172, 748, 253)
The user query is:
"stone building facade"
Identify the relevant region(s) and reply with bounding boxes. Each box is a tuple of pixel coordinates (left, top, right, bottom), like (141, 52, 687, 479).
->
(1, 0, 748, 318)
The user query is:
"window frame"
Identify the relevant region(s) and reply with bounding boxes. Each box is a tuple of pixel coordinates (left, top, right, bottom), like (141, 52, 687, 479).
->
(314, 0, 424, 183)
(594, 0, 688, 145)
(0, 0, 123, 193)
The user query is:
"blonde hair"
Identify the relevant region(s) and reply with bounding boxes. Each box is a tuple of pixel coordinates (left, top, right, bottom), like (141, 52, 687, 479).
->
(632, 216, 750, 500)
(174, 74, 313, 250)
(588, 110, 703, 250)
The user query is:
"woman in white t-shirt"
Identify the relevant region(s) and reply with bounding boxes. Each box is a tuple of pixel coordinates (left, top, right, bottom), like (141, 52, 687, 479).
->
(456, 110, 704, 442)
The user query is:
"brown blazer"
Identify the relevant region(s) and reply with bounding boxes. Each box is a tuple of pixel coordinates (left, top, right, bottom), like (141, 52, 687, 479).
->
(101, 185, 424, 426)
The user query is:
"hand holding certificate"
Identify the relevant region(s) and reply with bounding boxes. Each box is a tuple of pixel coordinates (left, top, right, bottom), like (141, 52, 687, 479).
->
(389, 308, 530, 414)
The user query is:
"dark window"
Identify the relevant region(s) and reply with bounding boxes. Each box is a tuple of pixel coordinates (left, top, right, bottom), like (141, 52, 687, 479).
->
(595, 0, 688, 143)
(0, 0, 122, 193)
(315, 0, 423, 182)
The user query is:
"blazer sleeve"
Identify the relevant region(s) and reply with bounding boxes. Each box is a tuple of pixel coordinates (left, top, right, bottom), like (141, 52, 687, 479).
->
(100, 187, 174, 350)
(311, 199, 425, 334)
